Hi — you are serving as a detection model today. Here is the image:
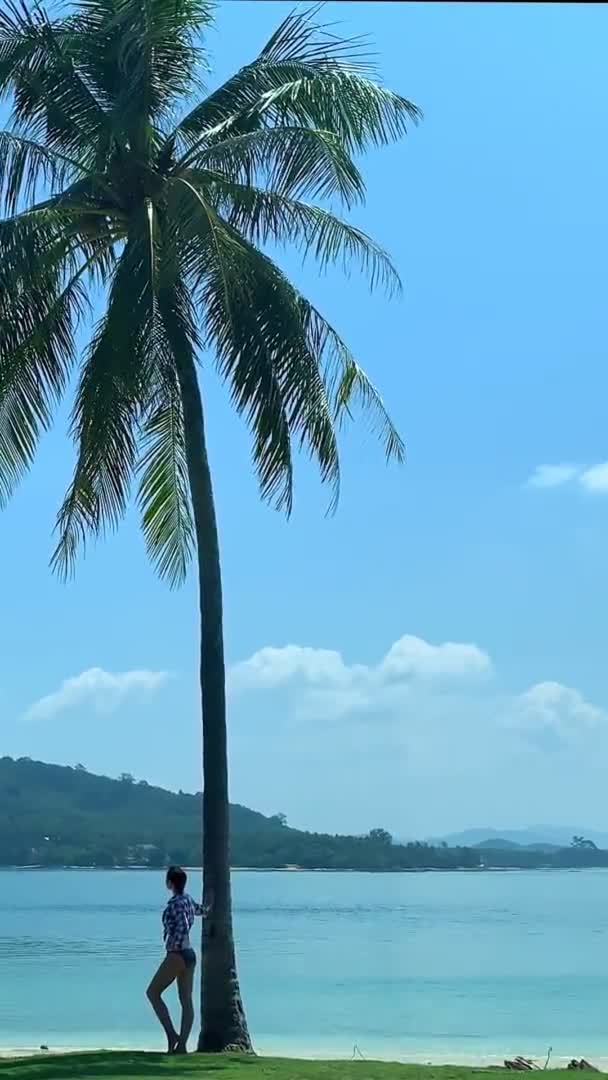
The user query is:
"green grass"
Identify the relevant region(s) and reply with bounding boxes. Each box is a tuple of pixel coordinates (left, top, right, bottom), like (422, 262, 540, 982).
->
(0, 1054, 597, 1080)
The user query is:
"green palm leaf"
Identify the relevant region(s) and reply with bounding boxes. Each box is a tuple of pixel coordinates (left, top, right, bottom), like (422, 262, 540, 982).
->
(191, 173, 401, 295)
(51, 219, 162, 577)
(178, 125, 365, 207)
(0, 263, 89, 507)
(174, 179, 340, 510)
(0, 3, 112, 162)
(301, 300, 405, 465)
(138, 387, 195, 587)
(176, 6, 420, 154)
(0, 129, 97, 214)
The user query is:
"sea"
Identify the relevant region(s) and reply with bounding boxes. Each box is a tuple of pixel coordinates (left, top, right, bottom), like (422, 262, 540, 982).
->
(2, 868, 608, 1062)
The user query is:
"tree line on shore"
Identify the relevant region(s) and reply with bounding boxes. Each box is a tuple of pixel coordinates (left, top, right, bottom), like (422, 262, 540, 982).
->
(2, 757, 606, 871)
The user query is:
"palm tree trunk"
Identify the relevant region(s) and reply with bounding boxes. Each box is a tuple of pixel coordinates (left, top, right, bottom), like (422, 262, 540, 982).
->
(176, 349, 253, 1054)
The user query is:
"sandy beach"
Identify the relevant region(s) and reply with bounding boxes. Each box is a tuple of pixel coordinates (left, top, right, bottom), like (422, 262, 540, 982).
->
(2, 1046, 607, 1069)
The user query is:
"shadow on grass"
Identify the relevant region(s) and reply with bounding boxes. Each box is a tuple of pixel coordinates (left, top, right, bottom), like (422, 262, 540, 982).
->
(0, 1051, 253, 1080)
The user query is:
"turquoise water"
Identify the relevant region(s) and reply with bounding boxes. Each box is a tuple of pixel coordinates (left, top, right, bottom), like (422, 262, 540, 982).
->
(2, 868, 608, 1059)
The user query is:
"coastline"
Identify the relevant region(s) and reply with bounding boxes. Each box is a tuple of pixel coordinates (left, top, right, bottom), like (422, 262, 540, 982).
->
(0, 864, 591, 873)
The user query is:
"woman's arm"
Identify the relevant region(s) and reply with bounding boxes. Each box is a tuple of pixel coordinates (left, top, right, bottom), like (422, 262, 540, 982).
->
(193, 891, 214, 918)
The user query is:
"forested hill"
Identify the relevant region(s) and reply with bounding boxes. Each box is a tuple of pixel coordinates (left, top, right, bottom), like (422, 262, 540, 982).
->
(0, 756, 282, 867)
(2, 756, 608, 871)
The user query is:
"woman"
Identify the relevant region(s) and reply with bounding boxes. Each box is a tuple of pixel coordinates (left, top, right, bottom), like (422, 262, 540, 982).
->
(146, 866, 209, 1053)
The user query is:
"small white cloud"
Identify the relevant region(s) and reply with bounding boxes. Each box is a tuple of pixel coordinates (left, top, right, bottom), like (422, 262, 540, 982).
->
(380, 635, 490, 680)
(505, 681, 607, 745)
(579, 462, 608, 493)
(527, 461, 608, 495)
(24, 667, 169, 721)
(228, 644, 355, 694)
(527, 464, 579, 489)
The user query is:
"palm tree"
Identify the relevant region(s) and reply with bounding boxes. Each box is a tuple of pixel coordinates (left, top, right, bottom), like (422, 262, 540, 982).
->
(0, 0, 419, 1052)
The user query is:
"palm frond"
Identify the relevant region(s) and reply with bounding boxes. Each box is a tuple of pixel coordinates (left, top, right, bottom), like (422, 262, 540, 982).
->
(137, 378, 195, 588)
(69, 0, 214, 156)
(179, 126, 364, 207)
(260, 4, 374, 71)
(0, 2, 113, 163)
(0, 128, 93, 214)
(190, 172, 401, 296)
(0, 197, 120, 298)
(175, 6, 420, 155)
(0, 259, 90, 507)
(51, 218, 163, 578)
(173, 179, 339, 511)
(302, 301, 405, 465)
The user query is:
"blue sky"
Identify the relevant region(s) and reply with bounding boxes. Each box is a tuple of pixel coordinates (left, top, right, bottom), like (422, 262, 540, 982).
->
(4, 1, 608, 838)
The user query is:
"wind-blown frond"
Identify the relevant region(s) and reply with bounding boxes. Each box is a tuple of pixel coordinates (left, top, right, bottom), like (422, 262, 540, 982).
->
(0, 259, 90, 507)
(137, 277, 198, 588)
(51, 219, 163, 578)
(137, 384, 195, 588)
(0, 2, 112, 163)
(67, 0, 214, 158)
(301, 301, 405, 465)
(0, 129, 93, 215)
(179, 126, 364, 207)
(0, 196, 119, 302)
(0, 184, 117, 509)
(174, 180, 339, 511)
(192, 174, 401, 296)
(175, 6, 420, 155)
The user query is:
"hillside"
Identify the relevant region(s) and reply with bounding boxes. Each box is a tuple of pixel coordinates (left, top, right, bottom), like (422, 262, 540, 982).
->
(1, 756, 477, 870)
(0, 756, 281, 867)
(2, 757, 608, 871)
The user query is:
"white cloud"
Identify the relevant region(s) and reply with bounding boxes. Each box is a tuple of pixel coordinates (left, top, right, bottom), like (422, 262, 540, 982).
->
(527, 463, 579, 489)
(579, 462, 608, 493)
(380, 635, 490, 680)
(527, 461, 608, 494)
(507, 681, 607, 741)
(229, 634, 492, 722)
(229, 645, 356, 694)
(231, 634, 490, 691)
(24, 667, 169, 721)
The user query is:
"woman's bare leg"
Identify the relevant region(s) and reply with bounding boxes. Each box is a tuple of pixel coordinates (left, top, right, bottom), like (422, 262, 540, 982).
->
(146, 954, 184, 1052)
(175, 964, 195, 1052)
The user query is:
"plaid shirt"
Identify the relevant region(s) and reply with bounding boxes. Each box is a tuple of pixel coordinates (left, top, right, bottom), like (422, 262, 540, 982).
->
(162, 893, 204, 952)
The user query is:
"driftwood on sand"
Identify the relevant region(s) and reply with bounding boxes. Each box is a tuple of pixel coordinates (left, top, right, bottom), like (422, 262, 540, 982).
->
(504, 1055, 600, 1072)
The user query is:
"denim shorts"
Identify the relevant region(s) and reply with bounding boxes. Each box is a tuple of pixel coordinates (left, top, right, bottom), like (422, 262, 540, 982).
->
(180, 948, 196, 969)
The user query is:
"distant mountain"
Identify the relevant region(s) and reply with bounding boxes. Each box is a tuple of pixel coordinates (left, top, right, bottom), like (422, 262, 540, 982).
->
(436, 826, 608, 849)
(475, 838, 524, 851)
(475, 838, 560, 853)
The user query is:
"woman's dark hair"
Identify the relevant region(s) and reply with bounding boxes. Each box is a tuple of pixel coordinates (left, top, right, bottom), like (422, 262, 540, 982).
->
(166, 866, 187, 894)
